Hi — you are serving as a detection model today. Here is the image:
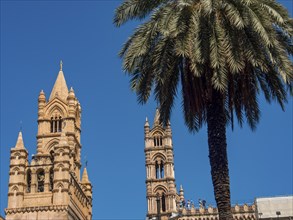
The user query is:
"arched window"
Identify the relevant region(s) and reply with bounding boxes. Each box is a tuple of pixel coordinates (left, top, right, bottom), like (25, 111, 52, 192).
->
(49, 168, 54, 191)
(156, 194, 161, 213)
(12, 186, 18, 196)
(155, 161, 164, 179)
(13, 167, 19, 175)
(155, 161, 159, 179)
(153, 136, 163, 146)
(160, 163, 164, 178)
(37, 169, 45, 192)
(162, 194, 166, 212)
(50, 116, 62, 133)
(26, 170, 31, 193)
(14, 153, 20, 160)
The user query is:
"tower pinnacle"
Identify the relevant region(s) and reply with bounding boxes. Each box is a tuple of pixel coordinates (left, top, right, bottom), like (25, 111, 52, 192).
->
(60, 60, 63, 71)
(145, 117, 149, 127)
(15, 131, 25, 149)
(49, 62, 69, 101)
(82, 167, 90, 184)
(154, 108, 161, 126)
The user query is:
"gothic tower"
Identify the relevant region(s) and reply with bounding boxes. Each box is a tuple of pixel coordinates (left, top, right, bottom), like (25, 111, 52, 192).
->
(5, 62, 92, 220)
(144, 109, 178, 220)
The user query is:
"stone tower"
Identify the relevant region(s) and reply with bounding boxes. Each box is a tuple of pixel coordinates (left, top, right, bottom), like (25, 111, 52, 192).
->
(144, 110, 257, 220)
(5, 62, 92, 220)
(144, 109, 178, 220)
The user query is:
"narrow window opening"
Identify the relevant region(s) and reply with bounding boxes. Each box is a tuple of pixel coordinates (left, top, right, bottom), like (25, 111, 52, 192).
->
(27, 170, 31, 193)
(162, 194, 166, 212)
(37, 170, 45, 192)
(54, 117, 58, 132)
(155, 161, 159, 179)
(156, 195, 161, 214)
(50, 117, 54, 133)
(58, 116, 62, 132)
(49, 168, 54, 191)
(160, 163, 164, 178)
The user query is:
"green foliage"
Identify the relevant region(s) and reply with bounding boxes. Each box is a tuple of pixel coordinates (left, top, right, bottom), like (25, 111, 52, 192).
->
(114, 0, 293, 132)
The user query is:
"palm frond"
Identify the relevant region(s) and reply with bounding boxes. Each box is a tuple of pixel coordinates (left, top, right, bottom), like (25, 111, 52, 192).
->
(114, 0, 167, 26)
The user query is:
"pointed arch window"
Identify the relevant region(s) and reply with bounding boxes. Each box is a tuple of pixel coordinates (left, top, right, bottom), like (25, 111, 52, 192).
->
(37, 169, 45, 192)
(153, 136, 163, 146)
(155, 161, 159, 179)
(155, 161, 164, 179)
(12, 186, 19, 196)
(156, 193, 167, 213)
(50, 116, 63, 133)
(26, 169, 31, 193)
(13, 167, 19, 175)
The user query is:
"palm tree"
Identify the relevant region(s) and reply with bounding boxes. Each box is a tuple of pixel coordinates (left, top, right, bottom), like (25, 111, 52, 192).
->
(114, 0, 293, 219)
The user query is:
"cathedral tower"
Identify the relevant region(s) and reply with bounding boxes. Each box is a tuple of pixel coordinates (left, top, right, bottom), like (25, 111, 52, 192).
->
(144, 109, 177, 220)
(5, 62, 92, 220)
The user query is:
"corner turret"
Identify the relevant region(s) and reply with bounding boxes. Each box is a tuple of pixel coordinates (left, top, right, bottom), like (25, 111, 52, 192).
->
(81, 167, 93, 219)
(7, 131, 28, 209)
(38, 90, 46, 120)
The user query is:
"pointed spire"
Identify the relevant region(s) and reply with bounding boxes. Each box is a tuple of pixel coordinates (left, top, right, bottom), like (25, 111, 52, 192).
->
(144, 117, 149, 127)
(82, 167, 90, 184)
(60, 60, 63, 71)
(144, 117, 150, 136)
(179, 184, 184, 200)
(15, 131, 25, 149)
(49, 61, 69, 101)
(68, 87, 75, 99)
(38, 90, 46, 102)
(154, 108, 161, 126)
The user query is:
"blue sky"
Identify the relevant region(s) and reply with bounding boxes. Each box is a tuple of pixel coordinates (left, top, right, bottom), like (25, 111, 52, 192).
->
(0, 0, 292, 219)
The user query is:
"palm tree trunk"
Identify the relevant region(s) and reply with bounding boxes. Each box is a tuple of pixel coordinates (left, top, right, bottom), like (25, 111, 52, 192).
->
(206, 89, 233, 220)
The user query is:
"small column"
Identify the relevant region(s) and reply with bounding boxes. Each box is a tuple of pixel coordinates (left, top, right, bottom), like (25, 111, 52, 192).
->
(44, 168, 50, 192)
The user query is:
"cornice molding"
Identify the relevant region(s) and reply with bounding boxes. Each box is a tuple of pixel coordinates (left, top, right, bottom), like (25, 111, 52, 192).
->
(5, 205, 68, 215)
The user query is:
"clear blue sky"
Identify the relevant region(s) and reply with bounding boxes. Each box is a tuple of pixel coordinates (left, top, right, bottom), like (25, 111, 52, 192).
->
(0, 1, 292, 219)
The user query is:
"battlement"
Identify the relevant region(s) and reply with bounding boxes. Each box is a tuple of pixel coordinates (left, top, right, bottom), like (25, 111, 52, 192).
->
(171, 204, 256, 220)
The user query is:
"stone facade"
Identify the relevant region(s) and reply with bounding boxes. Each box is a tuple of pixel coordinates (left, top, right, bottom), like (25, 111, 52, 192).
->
(5, 62, 92, 220)
(144, 109, 256, 220)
